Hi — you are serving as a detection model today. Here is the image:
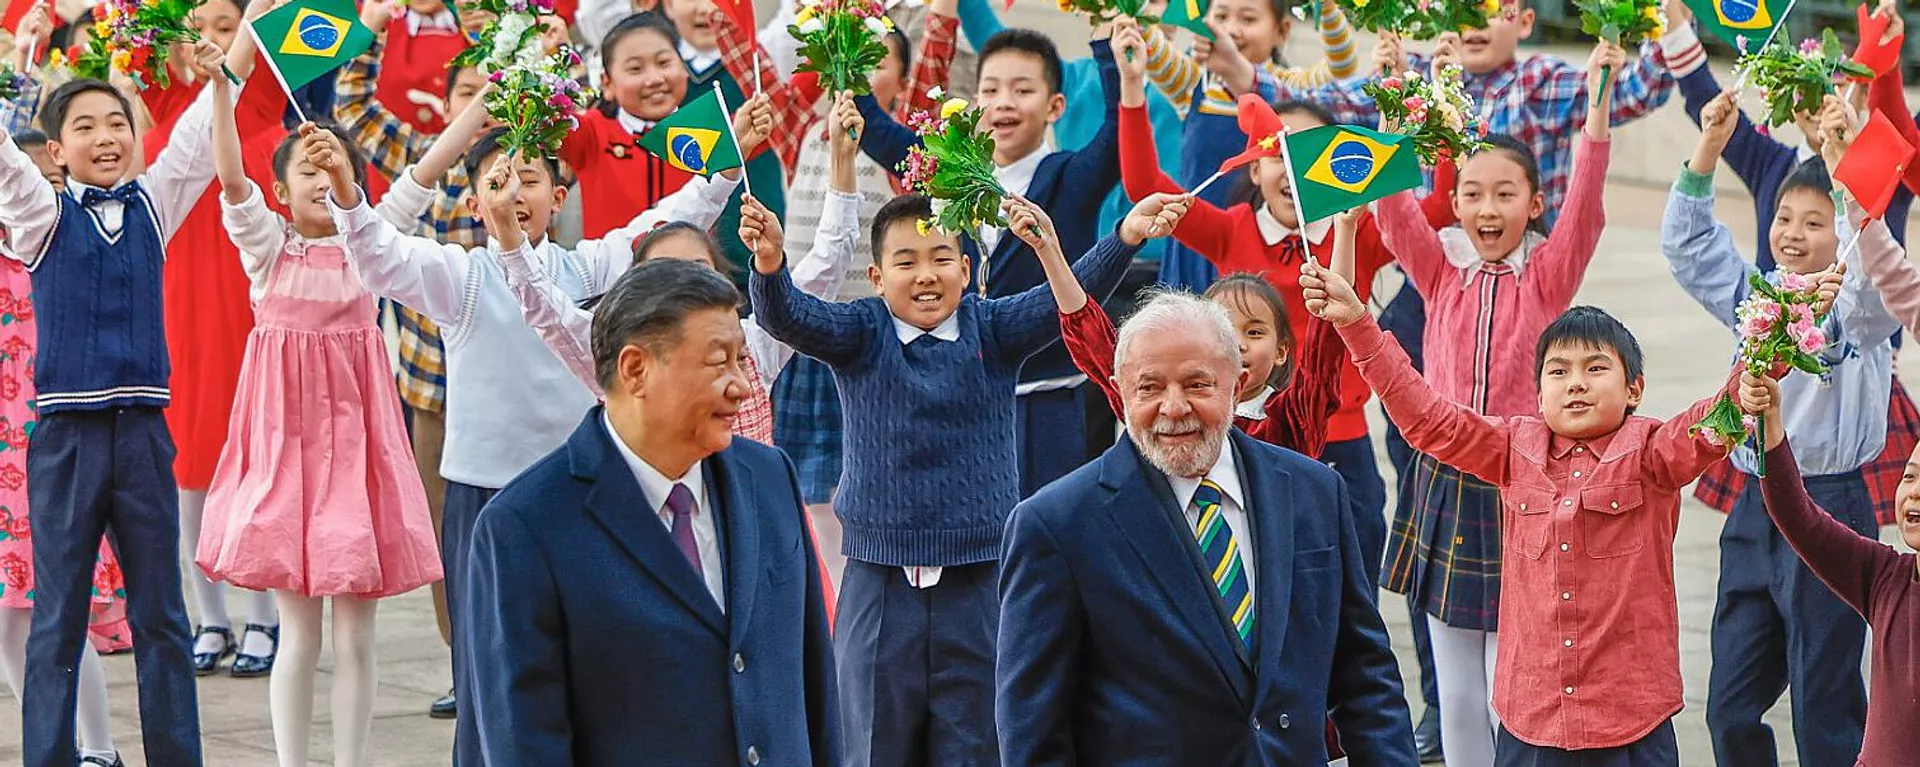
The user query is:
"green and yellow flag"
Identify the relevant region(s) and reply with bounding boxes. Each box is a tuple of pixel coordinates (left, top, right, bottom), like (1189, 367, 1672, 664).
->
(1284, 124, 1421, 224)
(1682, 0, 1789, 54)
(1162, 0, 1214, 39)
(636, 87, 745, 177)
(250, 0, 375, 90)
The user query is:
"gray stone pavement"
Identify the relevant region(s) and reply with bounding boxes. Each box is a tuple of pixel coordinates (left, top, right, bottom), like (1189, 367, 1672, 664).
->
(7, 19, 1920, 767)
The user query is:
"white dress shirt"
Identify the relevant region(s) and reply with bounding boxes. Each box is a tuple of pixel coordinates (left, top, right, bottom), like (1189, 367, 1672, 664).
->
(615, 108, 656, 137)
(604, 413, 727, 610)
(976, 142, 1050, 257)
(407, 8, 459, 35)
(1254, 205, 1332, 249)
(1166, 441, 1255, 599)
(680, 39, 722, 76)
(889, 312, 962, 588)
(1234, 386, 1276, 422)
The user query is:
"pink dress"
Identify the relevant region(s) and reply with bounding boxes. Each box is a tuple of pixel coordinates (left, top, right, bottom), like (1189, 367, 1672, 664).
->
(0, 259, 130, 650)
(196, 190, 441, 598)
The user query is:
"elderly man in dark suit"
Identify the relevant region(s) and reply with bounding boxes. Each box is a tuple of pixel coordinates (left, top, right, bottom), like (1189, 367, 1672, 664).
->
(997, 290, 1415, 765)
(459, 258, 838, 766)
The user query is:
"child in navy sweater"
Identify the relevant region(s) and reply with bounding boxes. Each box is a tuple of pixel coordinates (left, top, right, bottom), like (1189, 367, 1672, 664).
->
(853, 27, 1124, 497)
(0, 40, 229, 767)
(750, 191, 1187, 767)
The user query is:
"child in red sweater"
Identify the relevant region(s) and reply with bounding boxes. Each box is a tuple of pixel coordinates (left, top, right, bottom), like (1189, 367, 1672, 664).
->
(373, 0, 476, 135)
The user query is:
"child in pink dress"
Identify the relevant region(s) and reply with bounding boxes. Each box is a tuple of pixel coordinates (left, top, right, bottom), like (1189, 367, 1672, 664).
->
(193, 60, 464, 764)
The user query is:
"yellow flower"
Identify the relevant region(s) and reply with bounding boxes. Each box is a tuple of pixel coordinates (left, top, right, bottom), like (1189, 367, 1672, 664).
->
(916, 218, 934, 235)
(1481, 0, 1498, 15)
(142, 0, 158, 7)
(111, 50, 132, 71)
(940, 97, 968, 119)
(92, 19, 109, 37)
(1353, 0, 1367, 7)
(794, 6, 815, 24)
(1640, 4, 1658, 19)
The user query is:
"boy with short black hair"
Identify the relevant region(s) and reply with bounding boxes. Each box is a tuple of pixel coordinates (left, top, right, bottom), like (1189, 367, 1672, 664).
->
(854, 22, 1125, 498)
(0, 38, 229, 767)
(1300, 262, 1830, 764)
(751, 190, 1185, 767)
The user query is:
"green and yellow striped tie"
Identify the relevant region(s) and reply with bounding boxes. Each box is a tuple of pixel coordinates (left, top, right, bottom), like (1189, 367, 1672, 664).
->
(1191, 479, 1253, 648)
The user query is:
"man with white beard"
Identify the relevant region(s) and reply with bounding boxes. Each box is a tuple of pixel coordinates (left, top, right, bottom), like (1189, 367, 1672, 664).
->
(994, 291, 1415, 766)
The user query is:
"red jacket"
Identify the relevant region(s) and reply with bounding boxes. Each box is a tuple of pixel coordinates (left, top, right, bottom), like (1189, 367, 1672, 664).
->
(558, 108, 697, 239)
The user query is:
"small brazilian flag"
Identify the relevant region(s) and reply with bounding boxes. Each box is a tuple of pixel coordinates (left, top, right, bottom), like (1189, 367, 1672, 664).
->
(1162, 0, 1214, 40)
(636, 87, 744, 177)
(1682, 0, 1789, 54)
(251, 0, 374, 90)
(1284, 124, 1422, 224)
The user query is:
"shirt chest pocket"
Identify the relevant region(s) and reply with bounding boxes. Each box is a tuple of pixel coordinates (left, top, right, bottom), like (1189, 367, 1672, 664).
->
(1508, 489, 1554, 561)
(1579, 483, 1646, 559)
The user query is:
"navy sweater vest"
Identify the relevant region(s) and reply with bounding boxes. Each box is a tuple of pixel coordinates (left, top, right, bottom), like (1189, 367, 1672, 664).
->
(29, 188, 170, 413)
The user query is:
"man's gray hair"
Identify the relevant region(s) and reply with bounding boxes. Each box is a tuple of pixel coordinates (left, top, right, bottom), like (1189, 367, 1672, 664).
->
(1114, 289, 1242, 374)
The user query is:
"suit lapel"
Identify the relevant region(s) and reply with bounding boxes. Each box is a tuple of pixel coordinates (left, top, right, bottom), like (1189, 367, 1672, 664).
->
(711, 449, 761, 649)
(575, 418, 727, 638)
(1238, 433, 1296, 674)
(1098, 439, 1253, 704)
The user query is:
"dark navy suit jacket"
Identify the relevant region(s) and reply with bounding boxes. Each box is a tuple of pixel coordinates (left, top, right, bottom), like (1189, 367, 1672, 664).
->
(996, 431, 1416, 765)
(459, 408, 837, 766)
(855, 38, 1124, 382)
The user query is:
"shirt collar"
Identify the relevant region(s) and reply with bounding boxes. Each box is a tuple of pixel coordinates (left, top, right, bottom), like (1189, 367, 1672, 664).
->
(603, 411, 707, 517)
(1549, 429, 1617, 461)
(616, 109, 656, 136)
(891, 311, 962, 345)
(1167, 438, 1246, 514)
(680, 39, 721, 74)
(1234, 385, 1276, 421)
(994, 141, 1051, 194)
(407, 9, 460, 34)
(1440, 227, 1546, 285)
(1254, 206, 1332, 247)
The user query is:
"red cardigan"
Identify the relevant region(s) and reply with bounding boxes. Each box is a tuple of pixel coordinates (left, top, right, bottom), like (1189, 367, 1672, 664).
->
(374, 15, 470, 136)
(558, 109, 698, 239)
(1117, 103, 1456, 443)
(1060, 300, 1345, 459)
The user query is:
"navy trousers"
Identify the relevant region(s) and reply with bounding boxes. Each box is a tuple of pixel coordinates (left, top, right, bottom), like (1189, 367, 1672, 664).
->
(836, 559, 999, 767)
(1496, 722, 1677, 767)
(446, 481, 498, 767)
(1015, 384, 1109, 498)
(24, 409, 200, 767)
(1706, 470, 1871, 767)
(1320, 435, 1387, 592)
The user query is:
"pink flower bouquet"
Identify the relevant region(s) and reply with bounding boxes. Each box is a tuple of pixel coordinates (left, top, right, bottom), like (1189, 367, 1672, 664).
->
(1690, 271, 1832, 474)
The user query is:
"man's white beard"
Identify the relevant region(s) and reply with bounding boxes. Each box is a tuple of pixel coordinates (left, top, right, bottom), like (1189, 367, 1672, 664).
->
(1128, 415, 1229, 478)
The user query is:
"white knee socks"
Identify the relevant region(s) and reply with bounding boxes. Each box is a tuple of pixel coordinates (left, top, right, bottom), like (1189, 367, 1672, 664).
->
(0, 608, 117, 758)
(1427, 616, 1500, 767)
(270, 592, 381, 767)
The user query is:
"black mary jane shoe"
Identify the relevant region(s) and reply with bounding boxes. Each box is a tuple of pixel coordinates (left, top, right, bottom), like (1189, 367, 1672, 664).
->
(429, 689, 457, 720)
(79, 754, 124, 767)
(191, 625, 234, 676)
(229, 623, 279, 679)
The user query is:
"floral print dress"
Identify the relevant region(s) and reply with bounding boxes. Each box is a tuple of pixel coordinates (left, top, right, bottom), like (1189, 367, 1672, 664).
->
(0, 259, 129, 651)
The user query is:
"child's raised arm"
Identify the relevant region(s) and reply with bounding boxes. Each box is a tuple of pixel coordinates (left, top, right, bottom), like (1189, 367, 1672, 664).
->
(210, 68, 249, 204)
(142, 40, 228, 241)
(1530, 112, 1615, 312)
(988, 192, 1181, 362)
(1584, 41, 1623, 142)
(406, 81, 493, 191)
(575, 170, 742, 296)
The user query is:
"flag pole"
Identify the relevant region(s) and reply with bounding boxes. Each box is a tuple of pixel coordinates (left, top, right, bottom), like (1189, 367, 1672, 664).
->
(1189, 167, 1229, 198)
(1274, 128, 1319, 267)
(714, 82, 752, 199)
(245, 22, 310, 124)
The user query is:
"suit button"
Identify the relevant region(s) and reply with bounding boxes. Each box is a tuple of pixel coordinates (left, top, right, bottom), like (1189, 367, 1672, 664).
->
(747, 746, 761, 765)
(1251, 717, 1262, 730)
(733, 653, 746, 673)
(1277, 714, 1290, 729)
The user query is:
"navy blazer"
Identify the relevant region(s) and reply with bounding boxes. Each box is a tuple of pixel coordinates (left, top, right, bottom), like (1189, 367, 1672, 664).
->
(856, 38, 1124, 382)
(996, 431, 1416, 765)
(460, 408, 837, 766)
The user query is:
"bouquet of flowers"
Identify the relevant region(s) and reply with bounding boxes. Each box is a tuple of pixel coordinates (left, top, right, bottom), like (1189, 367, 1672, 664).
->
(484, 46, 593, 158)
(72, 0, 201, 90)
(788, 0, 893, 95)
(0, 62, 30, 102)
(1740, 29, 1876, 128)
(1573, 0, 1662, 48)
(1337, 0, 1495, 41)
(1363, 65, 1486, 166)
(450, 0, 554, 74)
(900, 88, 1008, 236)
(1690, 271, 1832, 474)
(1054, 0, 1156, 26)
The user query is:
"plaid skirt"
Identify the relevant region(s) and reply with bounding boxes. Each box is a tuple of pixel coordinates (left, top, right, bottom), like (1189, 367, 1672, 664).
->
(1381, 453, 1503, 632)
(1693, 375, 1920, 525)
(773, 355, 844, 505)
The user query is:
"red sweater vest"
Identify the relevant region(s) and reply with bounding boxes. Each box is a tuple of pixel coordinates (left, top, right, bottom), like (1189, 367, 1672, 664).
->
(559, 109, 696, 239)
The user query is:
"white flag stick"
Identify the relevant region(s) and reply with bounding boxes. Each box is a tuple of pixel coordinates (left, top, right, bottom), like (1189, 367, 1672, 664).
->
(244, 22, 309, 124)
(714, 82, 752, 199)
(1275, 129, 1319, 267)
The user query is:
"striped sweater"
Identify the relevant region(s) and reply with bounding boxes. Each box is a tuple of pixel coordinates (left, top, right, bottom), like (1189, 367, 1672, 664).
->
(1143, 4, 1356, 119)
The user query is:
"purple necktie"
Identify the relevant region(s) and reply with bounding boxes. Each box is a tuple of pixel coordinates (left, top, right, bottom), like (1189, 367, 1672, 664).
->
(666, 483, 702, 577)
(1278, 234, 1305, 265)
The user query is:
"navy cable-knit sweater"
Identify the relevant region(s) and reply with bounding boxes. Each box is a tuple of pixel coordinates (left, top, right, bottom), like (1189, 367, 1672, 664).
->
(750, 234, 1138, 565)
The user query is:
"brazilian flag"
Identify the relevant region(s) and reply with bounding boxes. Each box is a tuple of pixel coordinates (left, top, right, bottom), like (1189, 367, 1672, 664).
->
(1162, 0, 1214, 40)
(1682, 0, 1788, 54)
(636, 87, 745, 177)
(251, 0, 375, 90)
(1284, 125, 1422, 224)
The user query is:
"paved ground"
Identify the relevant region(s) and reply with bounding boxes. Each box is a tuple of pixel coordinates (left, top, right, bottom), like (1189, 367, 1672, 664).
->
(5, 16, 1919, 767)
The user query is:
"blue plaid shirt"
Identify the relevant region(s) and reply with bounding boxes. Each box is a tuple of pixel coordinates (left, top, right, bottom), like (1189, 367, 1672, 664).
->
(1262, 44, 1677, 215)
(0, 75, 42, 135)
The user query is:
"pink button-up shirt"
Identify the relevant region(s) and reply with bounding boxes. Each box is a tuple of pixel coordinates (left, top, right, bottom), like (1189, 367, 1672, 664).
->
(1374, 136, 1611, 417)
(1340, 315, 1733, 749)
